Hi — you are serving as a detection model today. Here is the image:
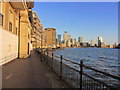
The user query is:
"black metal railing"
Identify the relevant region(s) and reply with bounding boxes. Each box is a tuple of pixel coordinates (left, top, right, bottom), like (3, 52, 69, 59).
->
(35, 49, 120, 90)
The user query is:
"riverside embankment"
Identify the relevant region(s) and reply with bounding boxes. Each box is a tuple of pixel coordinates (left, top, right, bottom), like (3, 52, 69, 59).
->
(37, 48, 120, 89)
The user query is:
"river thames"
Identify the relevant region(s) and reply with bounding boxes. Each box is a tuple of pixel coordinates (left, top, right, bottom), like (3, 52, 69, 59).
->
(50, 48, 120, 87)
(52, 48, 119, 77)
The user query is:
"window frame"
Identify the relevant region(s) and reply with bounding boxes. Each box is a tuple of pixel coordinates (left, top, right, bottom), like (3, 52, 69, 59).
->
(15, 27, 17, 35)
(9, 21, 12, 32)
(0, 13, 3, 26)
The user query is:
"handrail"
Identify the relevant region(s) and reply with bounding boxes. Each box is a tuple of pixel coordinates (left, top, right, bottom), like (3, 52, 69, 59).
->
(52, 54, 80, 65)
(63, 58, 80, 65)
(52, 53, 120, 80)
(36, 49, 120, 89)
(82, 72, 116, 89)
(54, 55, 60, 58)
(82, 64, 120, 80)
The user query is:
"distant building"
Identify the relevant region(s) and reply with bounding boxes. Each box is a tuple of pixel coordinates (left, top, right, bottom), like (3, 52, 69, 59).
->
(80, 42, 90, 47)
(45, 28, 56, 48)
(78, 37, 80, 42)
(109, 45, 114, 48)
(57, 34, 61, 44)
(63, 31, 68, 42)
(74, 39, 76, 43)
(101, 42, 106, 48)
(63, 31, 71, 47)
(76, 42, 80, 47)
(68, 35, 71, 41)
(78, 37, 83, 43)
(71, 38, 75, 46)
(94, 44, 98, 47)
(90, 40, 94, 47)
(98, 36, 103, 47)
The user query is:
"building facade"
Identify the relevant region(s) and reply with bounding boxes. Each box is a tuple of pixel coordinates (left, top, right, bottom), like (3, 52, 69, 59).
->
(32, 11, 41, 49)
(0, 1, 34, 65)
(45, 28, 56, 48)
(31, 11, 45, 49)
(98, 36, 103, 47)
(90, 40, 94, 47)
(57, 34, 61, 44)
(79, 37, 83, 43)
(63, 31, 71, 47)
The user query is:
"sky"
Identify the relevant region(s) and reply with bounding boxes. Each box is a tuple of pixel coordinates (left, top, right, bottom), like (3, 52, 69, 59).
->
(33, 2, 118, 45)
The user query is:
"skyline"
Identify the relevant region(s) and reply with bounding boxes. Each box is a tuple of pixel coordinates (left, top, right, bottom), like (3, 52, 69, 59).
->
(57, 31, 108, 45)
(33, 2, 118, 45)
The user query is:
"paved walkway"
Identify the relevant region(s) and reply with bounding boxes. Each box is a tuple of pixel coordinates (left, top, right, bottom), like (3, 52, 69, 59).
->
(2, 50, 69, 88)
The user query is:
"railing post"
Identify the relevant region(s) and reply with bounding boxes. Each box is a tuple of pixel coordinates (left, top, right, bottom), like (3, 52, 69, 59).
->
(60, 55, 63, 78)
(80, 60, 83, 90)
(47, 51, 48, 64)
(41, 50, 42, 61)
(44, 51, 45, 61)
(52, 53, 54, 69)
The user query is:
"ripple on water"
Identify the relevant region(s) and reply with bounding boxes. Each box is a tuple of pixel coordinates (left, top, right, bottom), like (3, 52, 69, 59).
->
(53, 48, 119, 87)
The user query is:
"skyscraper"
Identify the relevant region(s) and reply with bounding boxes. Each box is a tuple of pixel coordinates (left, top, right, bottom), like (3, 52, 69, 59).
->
(71, 38, 75, 45)
(78, 37, 83, 43)
(63, 31, 71, 43)
(74, 38, 76, 43)
(63, 31, 68, 42)
(57, 34, 61, 44)
(78, 37, 80, 42)
(90, 40, 94, 46)
(98, 36, 103, 47)
(68, 35, 71, 41)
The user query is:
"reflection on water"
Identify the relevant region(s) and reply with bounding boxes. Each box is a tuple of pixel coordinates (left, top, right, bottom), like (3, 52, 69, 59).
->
(52, 48, 119, 77)
(48, 48, 120, 86)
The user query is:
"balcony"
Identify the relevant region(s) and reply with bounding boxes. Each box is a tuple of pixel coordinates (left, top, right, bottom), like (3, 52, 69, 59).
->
(10, 0, 34, 10)
(28, 9, 34, 25)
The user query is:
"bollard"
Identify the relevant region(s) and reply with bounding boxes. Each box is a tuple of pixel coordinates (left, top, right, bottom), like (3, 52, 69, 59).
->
(80, 60, 83, 90)
(60, 55, 63, 78)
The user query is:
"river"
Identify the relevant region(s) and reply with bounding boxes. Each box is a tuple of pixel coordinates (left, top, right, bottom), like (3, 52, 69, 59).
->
(50, 48, 119, 87)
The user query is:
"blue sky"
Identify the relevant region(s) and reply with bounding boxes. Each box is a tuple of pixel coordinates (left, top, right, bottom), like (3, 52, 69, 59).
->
(33, 2, 118, 45)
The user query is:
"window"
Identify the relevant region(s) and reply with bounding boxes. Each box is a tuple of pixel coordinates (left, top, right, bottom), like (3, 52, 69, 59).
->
(0, 13, 3, 26)
(16, 27, 17, 35)
(9, 21, 12, 31)
(28, 34, 29, 39)
(9, 10, 13, 31)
